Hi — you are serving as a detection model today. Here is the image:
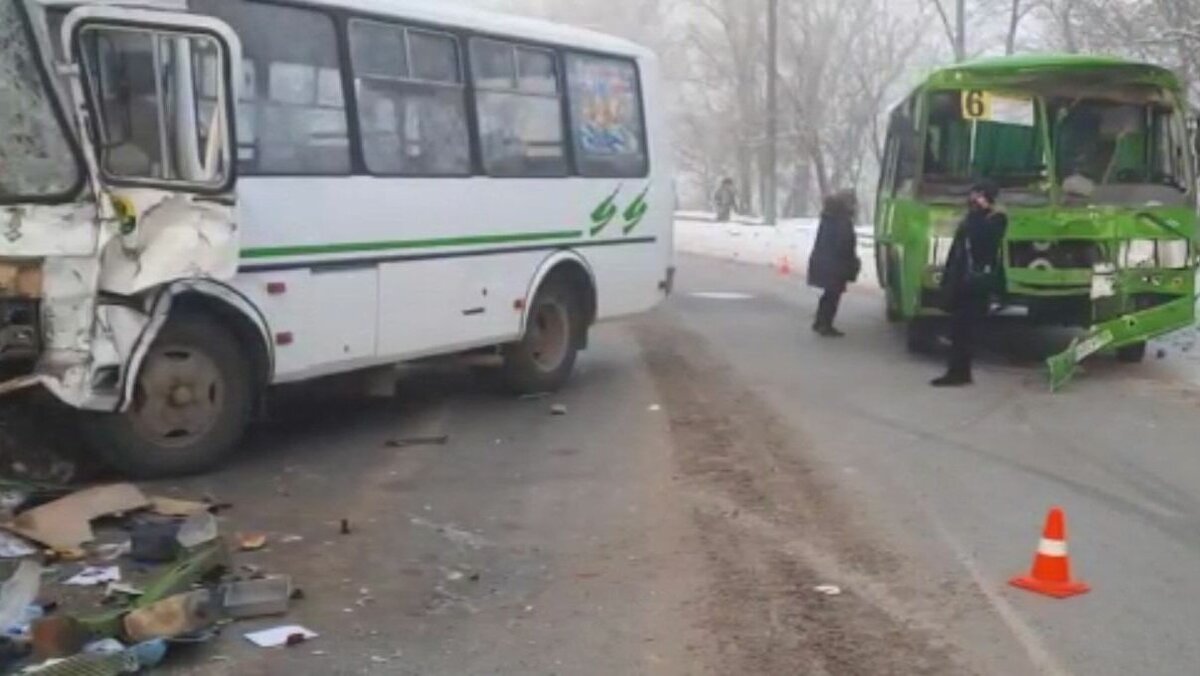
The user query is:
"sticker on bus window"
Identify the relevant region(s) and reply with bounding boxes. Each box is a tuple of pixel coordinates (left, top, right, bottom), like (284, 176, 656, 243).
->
(961, 90, 1034, 127)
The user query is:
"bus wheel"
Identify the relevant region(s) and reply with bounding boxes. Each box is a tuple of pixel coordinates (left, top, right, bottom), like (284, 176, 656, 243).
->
(502, 279, 580, 394)
(1116, 341, 1147, 363)
(82, 313, 254, 478)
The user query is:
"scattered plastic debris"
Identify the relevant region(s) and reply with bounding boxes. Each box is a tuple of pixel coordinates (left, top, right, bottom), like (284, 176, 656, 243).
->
(131, 521, 181, 563)
(279, 535, 304, 544)
(64, 567, 120, 587)
(648, 404, 662, 412)
(244, 625, 317, 648)
(236, 532, 268, 552)
(123, 590, 217, 642)
(814, 584, 842, 596)
(550, 404, 568, 416)
(175, 513, 218, 550)
(0, 532, 37, 559)
(221, 576, 292, 619)
(0, 561, 41, 633)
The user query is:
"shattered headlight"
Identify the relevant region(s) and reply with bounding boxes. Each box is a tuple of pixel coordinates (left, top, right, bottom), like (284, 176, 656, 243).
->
(1120, 239, 1190, 269)
(927, 236, 955, 267)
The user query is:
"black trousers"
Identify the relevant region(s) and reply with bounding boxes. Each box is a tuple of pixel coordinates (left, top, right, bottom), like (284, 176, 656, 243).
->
(947, 297, 986, 376)
(815, 289, 843, 329)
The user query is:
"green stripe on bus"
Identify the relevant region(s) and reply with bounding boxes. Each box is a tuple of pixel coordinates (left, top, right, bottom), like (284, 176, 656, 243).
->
(240, 230, 585, 259)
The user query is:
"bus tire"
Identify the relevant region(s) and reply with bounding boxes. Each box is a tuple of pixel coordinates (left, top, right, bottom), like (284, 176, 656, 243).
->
(81, 312, 254, 479)
(1116, 341, 1147, 363)
(502, 278, 580, 394)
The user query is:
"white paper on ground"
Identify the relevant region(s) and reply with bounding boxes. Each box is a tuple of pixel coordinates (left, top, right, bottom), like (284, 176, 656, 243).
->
(244, 625, 318, 648)
(0, 531, 37, 559)
(65, 566, 120, 586)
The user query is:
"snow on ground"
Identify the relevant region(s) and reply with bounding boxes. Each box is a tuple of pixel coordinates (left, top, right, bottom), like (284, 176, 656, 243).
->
(674, 215, 876, 285)
(674, 214, 1200, 384)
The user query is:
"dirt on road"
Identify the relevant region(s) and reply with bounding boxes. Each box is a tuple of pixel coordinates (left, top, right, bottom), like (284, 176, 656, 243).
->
(634, 317, 966, 676)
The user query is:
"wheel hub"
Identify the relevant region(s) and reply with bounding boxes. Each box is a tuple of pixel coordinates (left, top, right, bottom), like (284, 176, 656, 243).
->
(129, 345, 225, 448)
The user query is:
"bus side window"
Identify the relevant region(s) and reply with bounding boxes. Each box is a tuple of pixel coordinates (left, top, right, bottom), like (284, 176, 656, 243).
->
(564, 52, 648, 178)
(347, 20, 470, 176)
(469, 38, 568, 177)
(192, 0, 350, 176)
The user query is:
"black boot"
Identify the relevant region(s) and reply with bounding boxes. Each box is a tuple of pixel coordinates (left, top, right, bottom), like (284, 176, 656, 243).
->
(931, 371, 972, 387)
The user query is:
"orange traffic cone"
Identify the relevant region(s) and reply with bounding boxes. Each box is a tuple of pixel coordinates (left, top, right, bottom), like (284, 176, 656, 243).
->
(1009, 507, 1090, 598)
(778, 256, 792, 276)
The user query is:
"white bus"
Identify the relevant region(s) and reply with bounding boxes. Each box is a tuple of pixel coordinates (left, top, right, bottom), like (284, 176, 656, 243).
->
(0, 0, 674, 476)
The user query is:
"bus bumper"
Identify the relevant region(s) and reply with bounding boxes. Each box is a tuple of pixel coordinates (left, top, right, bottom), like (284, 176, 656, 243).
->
(1046, 295, 1195, 391)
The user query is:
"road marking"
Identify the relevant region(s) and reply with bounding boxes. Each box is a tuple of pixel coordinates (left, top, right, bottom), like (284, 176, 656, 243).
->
(690, 291, 756, 300)
(929, 516, 1072, 676)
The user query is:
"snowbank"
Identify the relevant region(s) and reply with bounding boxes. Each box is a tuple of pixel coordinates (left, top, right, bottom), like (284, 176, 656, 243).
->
(674, 215, 877, 286)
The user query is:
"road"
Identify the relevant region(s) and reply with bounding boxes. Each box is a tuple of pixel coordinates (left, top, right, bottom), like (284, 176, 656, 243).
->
(104, 253, 1200, 674)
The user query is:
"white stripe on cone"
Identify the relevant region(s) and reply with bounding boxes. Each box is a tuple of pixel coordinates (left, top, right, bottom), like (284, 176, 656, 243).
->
(1038, 538, 1068, 557)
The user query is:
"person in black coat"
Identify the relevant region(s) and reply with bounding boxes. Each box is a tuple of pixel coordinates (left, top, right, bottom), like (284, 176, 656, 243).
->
(807, 190, 861, 337)
(932, 181, 1008, 386)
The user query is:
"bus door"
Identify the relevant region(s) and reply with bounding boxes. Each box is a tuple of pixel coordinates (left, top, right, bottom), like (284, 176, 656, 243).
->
(60, 6, 242, 295)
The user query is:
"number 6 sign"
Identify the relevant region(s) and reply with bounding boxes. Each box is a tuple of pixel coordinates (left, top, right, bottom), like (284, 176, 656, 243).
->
(961, 89, 991, 120)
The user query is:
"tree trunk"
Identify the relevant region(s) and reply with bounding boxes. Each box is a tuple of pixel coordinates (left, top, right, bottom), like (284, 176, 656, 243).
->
(1006, 0, 1022, 55)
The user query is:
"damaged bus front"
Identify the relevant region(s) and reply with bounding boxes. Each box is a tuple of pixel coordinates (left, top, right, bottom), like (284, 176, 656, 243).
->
(876, 55, 1196, 389)
(0, 1, 245, 410)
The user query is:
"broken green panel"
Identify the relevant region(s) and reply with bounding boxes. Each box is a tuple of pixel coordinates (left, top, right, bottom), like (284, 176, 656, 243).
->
(1046, 296, 1195, 391)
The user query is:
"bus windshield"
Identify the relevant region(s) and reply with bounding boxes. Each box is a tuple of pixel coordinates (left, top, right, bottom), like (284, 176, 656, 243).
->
(921, 90, 1048, 205)
(0, 2, 80, 202)
(1050, 95, 1189, 206)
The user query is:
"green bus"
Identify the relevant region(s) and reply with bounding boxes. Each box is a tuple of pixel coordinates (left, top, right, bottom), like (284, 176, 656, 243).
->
(875, 55, 1197, 389)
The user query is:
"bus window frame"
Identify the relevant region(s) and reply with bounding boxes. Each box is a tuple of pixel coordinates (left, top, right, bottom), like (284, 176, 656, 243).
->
(70, 17, 240, 196)
(195, 0, 652, 181)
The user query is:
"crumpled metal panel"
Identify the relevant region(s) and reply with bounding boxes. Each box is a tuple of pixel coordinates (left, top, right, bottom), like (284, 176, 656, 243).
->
(0, 0, 79, 199)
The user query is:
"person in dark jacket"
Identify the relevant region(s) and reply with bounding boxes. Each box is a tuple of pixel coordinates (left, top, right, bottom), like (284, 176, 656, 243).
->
(932, 181, 1008, 386)
(807, 190, 861, 337)
(714, 178, 737, 222)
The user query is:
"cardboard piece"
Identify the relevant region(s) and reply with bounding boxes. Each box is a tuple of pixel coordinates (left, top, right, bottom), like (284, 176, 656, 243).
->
(148, 496, 210, 517)
(2, 484, 149, 550)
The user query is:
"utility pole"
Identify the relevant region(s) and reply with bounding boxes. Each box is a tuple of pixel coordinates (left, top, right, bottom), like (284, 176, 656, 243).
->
(955, 0, 966, 61)
(764, 0, 779, 225)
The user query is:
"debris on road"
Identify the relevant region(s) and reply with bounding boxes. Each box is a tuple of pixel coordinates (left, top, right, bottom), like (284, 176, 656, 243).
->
(221, 576, 292, 619)
(0, 481, 311, 673)
(518, 392, 550, 401)
(175, 513, 218, 550)
(131, 521, 181, 563)
(648, 404, 662, 412)
(1, 484, 148, 551)
(550, 404, 568, 416)
(123, 590, 217, 642)
(0, 560, 41, 632)
(813, 584, 842, 596)
(385, 435, 449, 449)
(235, 532, 268, 552)
(64, 567, 120, 587)
(0, 531, 36, 559)
(340, 519, 352, 536)
(147, 497, 211, 518)
(244, 625, 317, 648)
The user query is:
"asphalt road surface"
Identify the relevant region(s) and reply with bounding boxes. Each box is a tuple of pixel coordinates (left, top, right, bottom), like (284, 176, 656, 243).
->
(125, 253, 1200, 675)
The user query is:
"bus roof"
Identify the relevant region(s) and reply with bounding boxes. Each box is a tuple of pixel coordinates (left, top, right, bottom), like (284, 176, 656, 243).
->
(919, 53, 1180, 92)
(36, 0, 655, 59)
